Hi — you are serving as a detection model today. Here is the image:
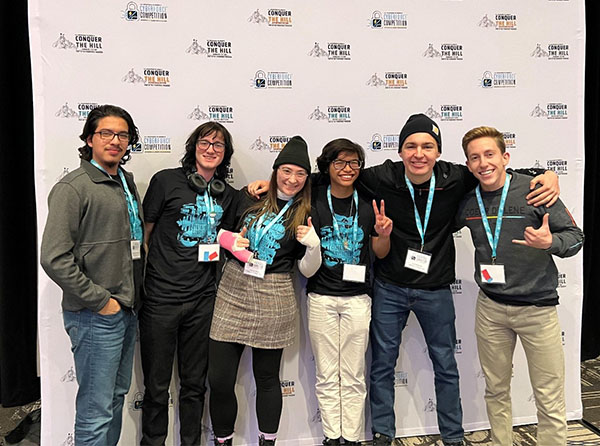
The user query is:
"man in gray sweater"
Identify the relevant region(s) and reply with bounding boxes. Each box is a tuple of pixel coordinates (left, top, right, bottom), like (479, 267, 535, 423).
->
(40, 104, 144, 446)
(455, 126, 583, 446)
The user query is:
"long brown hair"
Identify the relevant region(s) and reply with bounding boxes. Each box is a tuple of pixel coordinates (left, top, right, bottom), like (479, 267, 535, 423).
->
(244, 169, 312, 237)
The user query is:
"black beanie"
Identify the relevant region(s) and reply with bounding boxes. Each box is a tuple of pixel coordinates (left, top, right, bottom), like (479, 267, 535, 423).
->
(398, 113, 442, 153)
(273, 135, 311, 173)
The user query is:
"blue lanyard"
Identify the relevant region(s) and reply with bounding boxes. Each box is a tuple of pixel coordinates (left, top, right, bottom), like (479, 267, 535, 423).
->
(90, 160, 143, 242)
(327, 186, 359, 262)
(202, 192, 217, 242)
(475, 173, 511, 263)
(404, 172, 436, 251)
(253, 199, 294, 249)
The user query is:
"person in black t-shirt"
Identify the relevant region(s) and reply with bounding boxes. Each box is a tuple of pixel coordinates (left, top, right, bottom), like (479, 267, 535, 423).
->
(140, 122, 238, 446)
(209, 136, 322, 446)
(307, 139, 392, 446)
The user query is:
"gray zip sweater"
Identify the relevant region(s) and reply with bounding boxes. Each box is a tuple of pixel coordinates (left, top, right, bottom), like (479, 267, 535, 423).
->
(456, 171, 583, 306)
(41, 159, 144, 312)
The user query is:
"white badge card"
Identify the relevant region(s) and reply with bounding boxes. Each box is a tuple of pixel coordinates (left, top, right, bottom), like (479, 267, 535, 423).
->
(198, 244, 220, 262)
(480, 264, 506, 284)
(244, 258, 267, 279)
(131, 240, 142, 260)
(343, 264, 366, 283)
(404, 248, 432, 274)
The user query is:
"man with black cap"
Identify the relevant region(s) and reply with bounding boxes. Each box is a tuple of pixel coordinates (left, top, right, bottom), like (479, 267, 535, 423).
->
(247, 116, 559, 445)
(357, 114, 559, 446)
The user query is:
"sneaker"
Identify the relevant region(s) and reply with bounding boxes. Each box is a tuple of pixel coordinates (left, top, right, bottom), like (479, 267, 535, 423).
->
(259, 435, 276, 446)
(214, 438, 233, 446)
(443, 441, 465, 446)
(372, 433, 392, 446)
(344, 441, 361, 446)
(323, 438, 341, 446)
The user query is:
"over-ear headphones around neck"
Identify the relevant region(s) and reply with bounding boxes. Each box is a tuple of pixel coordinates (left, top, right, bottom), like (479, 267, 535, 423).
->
(187, 171, 226, 197)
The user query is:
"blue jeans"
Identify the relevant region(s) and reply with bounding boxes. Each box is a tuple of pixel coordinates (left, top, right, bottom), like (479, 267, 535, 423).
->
(63, 307, 137, 446)
(369, 279, 463, 443)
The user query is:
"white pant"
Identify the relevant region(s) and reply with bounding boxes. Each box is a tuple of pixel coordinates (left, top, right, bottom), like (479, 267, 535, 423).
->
(307, 292, 371, 441)
(475, 291, 566, 446)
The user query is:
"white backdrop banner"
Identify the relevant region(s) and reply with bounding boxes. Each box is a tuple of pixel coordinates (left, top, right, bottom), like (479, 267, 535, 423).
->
(29, 1, 585, 445)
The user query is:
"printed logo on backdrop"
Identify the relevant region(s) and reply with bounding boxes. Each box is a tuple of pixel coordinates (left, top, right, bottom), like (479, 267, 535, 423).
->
(481, 71, 516, 88)
(188, 105, 210, 121)
(561, 330, 566, 345)
(426, 104, 463, 121)
(61, 433, 74, 446)
(60, 366, 76, 383)
(422, 43, 463, 61)
(185, 39, 232, 58)
(226, 167, 234, 184)
(455, 338, 463, 354)
(478, 13, 517, 30)
(383, 72, 408, 89)
(450, 279, 462, 295)
(143, 135, 172, 153)
(281, 379, 295, 397)
(547, 159, 568, 175)
(311, 408, 322, 424)
(558, 272, 567, 288)
(424, 398, 436, 412)
(55, 102, 78, 118)
(308, 42, 352, 61)
(369, 11, 407, 29)
(368, 133, 399, 152)
(252, 70, 292, 89)
(452, 228, 462, 239)
(57, 168, 71, 182)
(248, 9, 293, 26)
(365, 73, 385, 87)
(531, 43, 569, 60)
(309, 106, 351, 123)
(530, 103, 568, 119)
(394, 371, 408, 387)
(52, 33, 103, 53)
(129, 391, 144, 410)
(121, 68, 144, 84)
(122, 2, 168, 22)
(503, 132, 516, 149)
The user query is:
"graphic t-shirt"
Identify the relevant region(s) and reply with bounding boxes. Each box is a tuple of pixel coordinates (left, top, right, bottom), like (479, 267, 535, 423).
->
(232, 191, 305, 274)
(307, 185, 376, 296)
(143, 167, 237, 301)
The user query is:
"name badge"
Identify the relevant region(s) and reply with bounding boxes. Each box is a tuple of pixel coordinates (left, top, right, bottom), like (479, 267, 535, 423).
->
(480, 264, 506, 284)
(198, 244, 220, 262)
(343, 264, 366, 283)
(244, 258, 267, 279)
(131, 240, 141, 260)
(404, 248, 432, 274)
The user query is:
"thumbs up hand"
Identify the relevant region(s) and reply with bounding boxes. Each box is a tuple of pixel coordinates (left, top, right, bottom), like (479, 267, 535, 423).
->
(297, 217, 320, 249)
(512, 213, 553, 249)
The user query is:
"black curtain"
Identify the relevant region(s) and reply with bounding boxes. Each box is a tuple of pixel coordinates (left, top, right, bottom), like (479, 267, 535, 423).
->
(0, 2, 40, 405)
(0, 1, 597, 407)
(582, 3, 600, 361)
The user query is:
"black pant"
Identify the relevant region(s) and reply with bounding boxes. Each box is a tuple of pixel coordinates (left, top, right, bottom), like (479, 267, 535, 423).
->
(208, 339, 284, 437)
(139, 295, 215, 446)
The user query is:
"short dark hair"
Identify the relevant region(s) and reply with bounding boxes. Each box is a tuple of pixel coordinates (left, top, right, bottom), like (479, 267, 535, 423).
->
(78, 104, 139, 165)
(180, 122, 234, 180)
(316, 138, 365, 174)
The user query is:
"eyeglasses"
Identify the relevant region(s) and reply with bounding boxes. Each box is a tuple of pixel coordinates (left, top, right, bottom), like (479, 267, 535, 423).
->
(331, 159, 362, 170)
(94, 130, 130, 143)
(196, 139, 226, 153)
(278, 167, 308, 180)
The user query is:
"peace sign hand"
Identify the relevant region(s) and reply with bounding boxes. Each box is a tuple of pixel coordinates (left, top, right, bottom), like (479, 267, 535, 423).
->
(373, 200, 393, 237)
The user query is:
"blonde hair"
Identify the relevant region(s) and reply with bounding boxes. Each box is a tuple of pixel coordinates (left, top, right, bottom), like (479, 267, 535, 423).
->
(461, 126, 506, 157)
